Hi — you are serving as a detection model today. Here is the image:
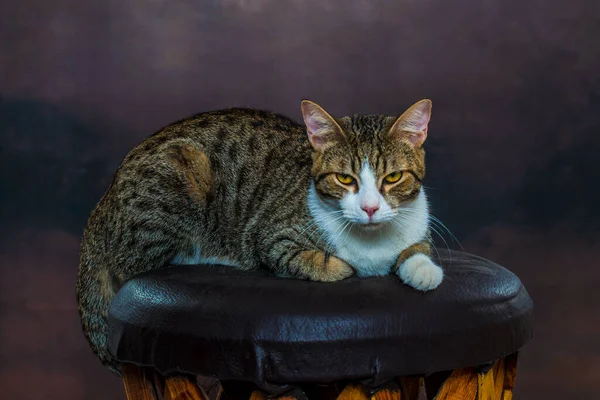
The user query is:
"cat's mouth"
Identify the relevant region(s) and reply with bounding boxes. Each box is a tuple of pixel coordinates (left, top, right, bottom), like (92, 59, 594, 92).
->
(356, 221, 385, 231)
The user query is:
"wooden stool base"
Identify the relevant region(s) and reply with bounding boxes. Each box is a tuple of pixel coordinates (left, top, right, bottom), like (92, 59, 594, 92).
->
(121, 353, 518, 400)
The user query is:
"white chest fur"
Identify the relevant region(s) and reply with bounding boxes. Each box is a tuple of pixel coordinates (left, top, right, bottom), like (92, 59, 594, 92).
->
(308, 185, 430, 277)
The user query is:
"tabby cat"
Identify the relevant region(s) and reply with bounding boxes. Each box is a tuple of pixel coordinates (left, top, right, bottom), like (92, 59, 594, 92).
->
(76, 99, 443, 373)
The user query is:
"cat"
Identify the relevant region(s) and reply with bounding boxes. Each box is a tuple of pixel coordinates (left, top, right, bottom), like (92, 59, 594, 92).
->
(76, 99, 443, 374)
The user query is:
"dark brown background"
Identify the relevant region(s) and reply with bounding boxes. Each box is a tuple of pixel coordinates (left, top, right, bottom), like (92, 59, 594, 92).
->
(1, 1, 599, 399)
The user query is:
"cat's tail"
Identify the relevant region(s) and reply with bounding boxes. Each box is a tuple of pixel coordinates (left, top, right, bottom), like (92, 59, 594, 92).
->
(76, 255, 122, 376)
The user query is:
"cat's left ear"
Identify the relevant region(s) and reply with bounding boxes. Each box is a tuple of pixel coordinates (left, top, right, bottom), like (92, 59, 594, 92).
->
(389, 99, 432, 147)
(301, 100, 345, 152)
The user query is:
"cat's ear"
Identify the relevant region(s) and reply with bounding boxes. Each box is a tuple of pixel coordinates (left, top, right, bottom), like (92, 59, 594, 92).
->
(389, 99, 432, 147)
(301, 100, 345, 151)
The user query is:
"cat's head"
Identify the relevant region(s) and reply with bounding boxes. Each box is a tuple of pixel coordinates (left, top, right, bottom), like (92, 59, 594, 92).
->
(301, 99, 430, 229)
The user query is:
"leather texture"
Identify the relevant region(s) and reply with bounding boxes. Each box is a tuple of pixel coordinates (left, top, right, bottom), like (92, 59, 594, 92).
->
(108, 249, 533, 393)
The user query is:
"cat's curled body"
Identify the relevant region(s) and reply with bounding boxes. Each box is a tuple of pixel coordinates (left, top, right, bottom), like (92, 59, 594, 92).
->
(76, 99, 443, 373)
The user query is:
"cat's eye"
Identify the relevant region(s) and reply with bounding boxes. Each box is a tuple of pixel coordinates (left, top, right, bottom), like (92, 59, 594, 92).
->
(384, 171, 403, 184)
(336, 174, 356, 185)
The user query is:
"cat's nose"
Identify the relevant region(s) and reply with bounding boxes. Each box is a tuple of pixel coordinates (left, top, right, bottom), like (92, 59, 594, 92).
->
(361, 205, 380, 218)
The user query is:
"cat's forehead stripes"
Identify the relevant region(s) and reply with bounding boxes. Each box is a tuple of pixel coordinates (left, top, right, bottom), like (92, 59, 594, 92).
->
(346, 114, 391, 137)
(339, 115, 415, 176)
(338, 114, 401, 175)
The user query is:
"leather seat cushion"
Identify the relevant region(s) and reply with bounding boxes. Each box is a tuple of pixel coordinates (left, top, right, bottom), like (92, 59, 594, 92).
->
(108, 249, 533, 392)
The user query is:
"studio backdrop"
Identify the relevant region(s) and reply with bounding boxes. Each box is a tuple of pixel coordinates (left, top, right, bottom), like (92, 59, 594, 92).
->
(1, 1, 599, 399)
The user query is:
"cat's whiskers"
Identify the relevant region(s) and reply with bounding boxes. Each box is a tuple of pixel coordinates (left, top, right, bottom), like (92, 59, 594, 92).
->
(296, 217, 327, 240)
(296, 209, 344, 238)
(392, 212, 439, 244)
(390, 217, 442, 264)
(340, 220, 355, 253)
(290, 212, 336, 253)
(297, 223, 328, 249)
(317, 214, 350, 248)
(428, 214, 463, 249)
(302, 212, 347, 248)
(325, 219, 353, 257)
(394, 208, 460, 249)
(392, 210, 455, 266)
(375, 210, 398, 222)
(333, 220, 351, 245)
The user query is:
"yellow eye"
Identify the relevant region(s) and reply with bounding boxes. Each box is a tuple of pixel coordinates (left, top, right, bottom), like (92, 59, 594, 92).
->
(336, 174, 355, 185)
(384, 171, 403, 184)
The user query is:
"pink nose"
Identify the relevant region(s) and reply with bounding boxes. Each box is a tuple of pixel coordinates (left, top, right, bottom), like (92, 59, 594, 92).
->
(361, 205, 380, 218)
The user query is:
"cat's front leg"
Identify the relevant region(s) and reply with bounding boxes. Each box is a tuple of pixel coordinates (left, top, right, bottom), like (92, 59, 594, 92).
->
(292, 250, 356, 282)
(393, 241, 443, 291)
(265, 237, 355, 282)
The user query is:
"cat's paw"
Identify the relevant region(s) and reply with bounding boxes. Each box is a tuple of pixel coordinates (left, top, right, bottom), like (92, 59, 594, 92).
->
(312, 255, 355, 282)
(397, 253, 443, 291)
(292, 250, 355, 282)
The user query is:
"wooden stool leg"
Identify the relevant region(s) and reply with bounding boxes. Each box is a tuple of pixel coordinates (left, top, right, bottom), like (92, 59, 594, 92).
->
(248, 391, 267, 400)
(372, 381, 402, 400)
(434, 367, 479, 400)
(432, 353, 519, 400)
(122, 364, 161, 400)
(501, 353, 518, 400)
(336, 384, 371, 400)
(248, 387, 310, 400)
(477, 361, 499, 400)
(398, 377, 422, 400)
(477, 353, 519, 400)
(334, 383, 404, 400)
(276, 387, 310, 400)
(164, 375, 209, 400)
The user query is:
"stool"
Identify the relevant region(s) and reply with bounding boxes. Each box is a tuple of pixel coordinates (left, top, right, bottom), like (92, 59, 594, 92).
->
(108, 249, 533, 400)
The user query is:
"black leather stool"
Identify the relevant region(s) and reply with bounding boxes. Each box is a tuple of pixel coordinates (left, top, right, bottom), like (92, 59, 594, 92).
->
(108, 249, 533, 400)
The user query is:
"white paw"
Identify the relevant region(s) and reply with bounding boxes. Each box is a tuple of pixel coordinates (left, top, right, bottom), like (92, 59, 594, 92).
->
(397, 254, 443, 291)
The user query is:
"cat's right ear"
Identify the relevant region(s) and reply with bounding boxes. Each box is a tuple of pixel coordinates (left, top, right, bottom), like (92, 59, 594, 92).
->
(301, 100, 345, 152)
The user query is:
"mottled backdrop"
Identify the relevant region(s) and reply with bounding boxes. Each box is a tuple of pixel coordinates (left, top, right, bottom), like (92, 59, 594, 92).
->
(1, 0, 599, 399)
